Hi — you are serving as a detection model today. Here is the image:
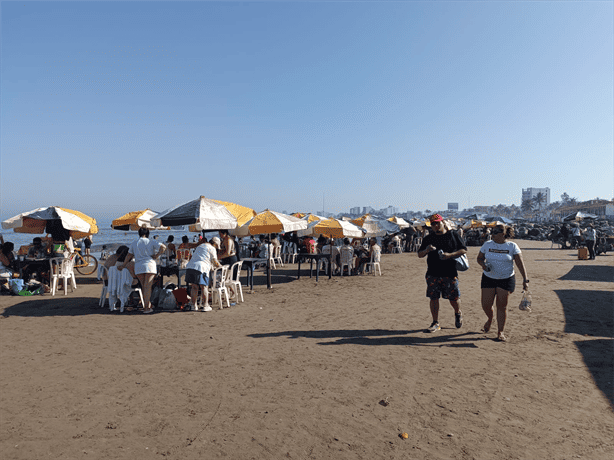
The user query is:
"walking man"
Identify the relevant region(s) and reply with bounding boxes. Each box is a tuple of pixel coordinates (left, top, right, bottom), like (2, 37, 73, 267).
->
(418, 214, 468, 332)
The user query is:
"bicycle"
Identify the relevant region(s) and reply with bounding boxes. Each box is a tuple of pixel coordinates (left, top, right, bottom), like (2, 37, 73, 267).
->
(70, 250, 98, 275)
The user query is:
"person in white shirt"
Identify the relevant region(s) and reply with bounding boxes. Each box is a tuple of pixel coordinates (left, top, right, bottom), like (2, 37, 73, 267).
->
(185, 238, 220, 311)
(571, 225, 581, 249)
(119, 227, 166, 314)
(476, 225, 529, 342)
(584, 225, 597, 260)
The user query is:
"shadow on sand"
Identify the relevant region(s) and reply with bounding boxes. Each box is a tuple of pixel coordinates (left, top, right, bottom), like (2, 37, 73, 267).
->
(557, 265, 614, 283)
(249, 329, 484, 348)
(554, 289, 614, 407)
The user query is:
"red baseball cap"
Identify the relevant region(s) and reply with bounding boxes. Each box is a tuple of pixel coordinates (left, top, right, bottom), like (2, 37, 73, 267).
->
(429, 214, 444, 223)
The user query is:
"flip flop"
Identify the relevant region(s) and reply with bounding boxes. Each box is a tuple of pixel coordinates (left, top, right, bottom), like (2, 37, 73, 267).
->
(496, 333, 507, 342)
(143, 308, 154, 314)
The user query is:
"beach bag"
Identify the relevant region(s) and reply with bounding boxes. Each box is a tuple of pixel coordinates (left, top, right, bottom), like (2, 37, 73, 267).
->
(159, 289, 178, 310)
(519, 290, 532, 312)
(150, 286, 161, 306)
(9, 279, 24, 295)
(455, 254, 470, 272)
(451, 230, 469, 272)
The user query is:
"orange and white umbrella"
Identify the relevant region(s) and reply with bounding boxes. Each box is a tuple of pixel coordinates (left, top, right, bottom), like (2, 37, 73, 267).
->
(2, 206, 98, 239)
(298, 218, 364, 239)
(231, 209, 307, 237)
(111, 209, 168, 231)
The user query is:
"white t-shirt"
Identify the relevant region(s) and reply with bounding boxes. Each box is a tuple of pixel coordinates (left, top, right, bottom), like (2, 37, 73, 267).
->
(129, 237, 163, 275)
(186, 243, 218, 274)
(480, 240, 521, 280)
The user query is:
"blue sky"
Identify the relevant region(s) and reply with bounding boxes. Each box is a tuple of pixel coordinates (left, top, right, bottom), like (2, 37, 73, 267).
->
(2, 0, 612, 223)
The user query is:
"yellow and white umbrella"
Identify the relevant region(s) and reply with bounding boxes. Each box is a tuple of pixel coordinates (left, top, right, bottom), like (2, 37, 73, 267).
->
(298, 218, 364, 239)
(231, 209, 308, 237)
(2, 206, 98, 239)
(111, 209, 168, 231)
(302, 213, 326, 224)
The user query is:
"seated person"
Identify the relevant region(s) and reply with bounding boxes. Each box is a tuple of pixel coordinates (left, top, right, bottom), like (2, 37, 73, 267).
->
(353, 239, 370, 274)
(165, 235, 177, 262)
(321, 238, 340, 273)
(0, 242, 16, 280)
(103, 246, 137, 286)
(339, 238, 355, 274)
(178, 235, 198, 250)
(27, 237, 48, 259)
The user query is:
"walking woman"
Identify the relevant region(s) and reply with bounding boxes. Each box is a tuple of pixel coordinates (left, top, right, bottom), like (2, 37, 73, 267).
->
(476, 224, 529, 342)
(119, 227, 166, 314)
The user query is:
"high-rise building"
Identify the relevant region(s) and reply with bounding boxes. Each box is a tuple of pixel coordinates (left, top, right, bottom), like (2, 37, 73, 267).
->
(362, 206, 374, 215)
(522, 187, 550, 206)
(350, 206, 361, 215)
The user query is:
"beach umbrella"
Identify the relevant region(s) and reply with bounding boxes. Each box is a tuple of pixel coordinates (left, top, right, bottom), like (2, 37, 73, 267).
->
(298, 218, 364, 239)
(151, 196, 238, 231)
(351, 214, 400, 237)
(111, 209, 168, 231)
(187, 200, 256, 232)
(302, 213, 326, 224)
(485, 215, 514, 224)
(231, 209, 308, 237)
(2, 206, 98, 239)
(388, 216, 410, 229)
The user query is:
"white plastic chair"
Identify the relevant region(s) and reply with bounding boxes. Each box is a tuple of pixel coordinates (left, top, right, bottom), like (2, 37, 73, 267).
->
(283, 241, 297, 264)
(364, 249, 382, 276)
(339, 246, 354, 276)
(391, 238, 403, 254)
(50, 257, 77, 296)
(225, 260, 244, 303)
(99, 265, 109, 307)
(411, 237, 422, 252)
(272, 245, 284, 268)
(210, 265, 231, 309)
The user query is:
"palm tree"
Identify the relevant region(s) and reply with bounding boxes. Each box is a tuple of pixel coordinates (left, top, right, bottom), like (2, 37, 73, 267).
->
(532, 192, 546, 211)
(521, 198, 534, 216)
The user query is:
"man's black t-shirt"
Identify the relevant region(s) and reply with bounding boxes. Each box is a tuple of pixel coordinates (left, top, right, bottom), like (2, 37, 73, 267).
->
(419, 230, 467, 278)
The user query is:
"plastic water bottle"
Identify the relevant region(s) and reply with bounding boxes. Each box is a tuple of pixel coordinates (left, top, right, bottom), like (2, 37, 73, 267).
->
(437, 249, 445, 260)
(519, 291, 532, 311)
(484, 262, 492, 272)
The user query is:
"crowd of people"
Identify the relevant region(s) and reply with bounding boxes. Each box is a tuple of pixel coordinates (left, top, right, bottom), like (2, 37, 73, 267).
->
(7, 212, 607, 344)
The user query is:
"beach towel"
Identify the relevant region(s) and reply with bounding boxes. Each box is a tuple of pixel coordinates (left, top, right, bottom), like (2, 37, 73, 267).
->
(107, 266, 133, 311)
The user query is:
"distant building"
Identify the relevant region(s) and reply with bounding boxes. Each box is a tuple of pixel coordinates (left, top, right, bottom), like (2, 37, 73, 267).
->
(552, 199, 614, 218)
(362, 206, 375, 215)
(448, 203, 459, 211)
(522, 187, 550, 206)
(350, 206, 361, 215)
(380, 206, 398, 217)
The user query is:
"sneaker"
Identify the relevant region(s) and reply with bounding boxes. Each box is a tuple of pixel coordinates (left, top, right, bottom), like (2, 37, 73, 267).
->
(426, 321, 440, 333)
(455, 312, 463, 328)
(203, 305, 213, 312)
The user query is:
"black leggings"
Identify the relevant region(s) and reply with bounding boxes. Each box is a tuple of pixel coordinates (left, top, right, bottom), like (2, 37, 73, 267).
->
(586, 240, 595, 259)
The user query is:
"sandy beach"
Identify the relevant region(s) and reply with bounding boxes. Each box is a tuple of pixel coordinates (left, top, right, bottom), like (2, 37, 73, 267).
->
(1, 240, 612, 460)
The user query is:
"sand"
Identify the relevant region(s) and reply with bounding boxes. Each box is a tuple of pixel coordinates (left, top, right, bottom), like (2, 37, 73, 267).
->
(1, 240, 612, 460)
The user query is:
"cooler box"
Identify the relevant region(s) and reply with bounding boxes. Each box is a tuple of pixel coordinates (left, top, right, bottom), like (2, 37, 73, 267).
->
(578, 247, 589, 260)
